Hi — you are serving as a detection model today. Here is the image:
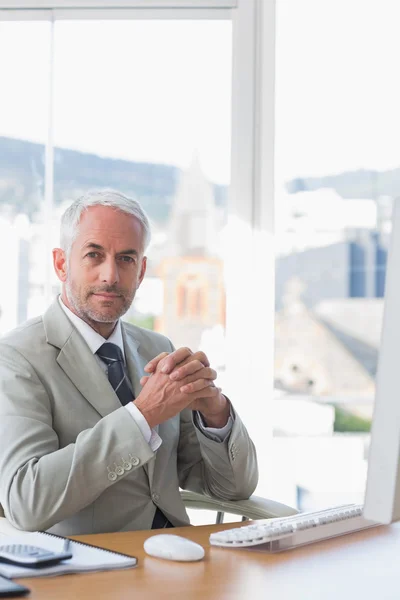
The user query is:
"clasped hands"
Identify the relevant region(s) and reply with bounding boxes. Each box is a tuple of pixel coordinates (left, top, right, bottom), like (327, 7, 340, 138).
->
(134, 347, 230, 430)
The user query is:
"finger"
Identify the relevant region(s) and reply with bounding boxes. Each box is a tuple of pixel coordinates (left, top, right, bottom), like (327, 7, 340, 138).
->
(174, 366, 217, 386)
(144, 352, 170, 373)
(140, 375, 151, 386)
(170, 360, 207, 381)
(170, 350, 210, 370)
(186, 385, 222, 400)
(191, 351, 210, 368)
(180, 379, 214, 394)
(169, 351, 211, 378)
(159, 347, 193, 374)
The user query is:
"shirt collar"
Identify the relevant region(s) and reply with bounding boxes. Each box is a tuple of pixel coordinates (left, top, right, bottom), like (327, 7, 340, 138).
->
(58, 296, 125, 359)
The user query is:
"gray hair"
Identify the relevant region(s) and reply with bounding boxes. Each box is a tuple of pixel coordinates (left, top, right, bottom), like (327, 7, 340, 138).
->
(60, 189, 151, 257)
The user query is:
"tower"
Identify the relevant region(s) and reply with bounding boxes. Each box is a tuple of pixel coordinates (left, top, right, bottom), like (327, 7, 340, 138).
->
(155, 155, 225, 350)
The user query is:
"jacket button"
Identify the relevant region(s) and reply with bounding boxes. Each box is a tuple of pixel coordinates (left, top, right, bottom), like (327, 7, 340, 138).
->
(130, 456, 140, 466)
(152, 492, 160, 503)
(108, 471, 117, 482)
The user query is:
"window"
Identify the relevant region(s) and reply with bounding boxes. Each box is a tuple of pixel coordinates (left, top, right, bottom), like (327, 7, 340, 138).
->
(52, 18, 231, 361)
(0, 20, 51, 334)
(274, 0, 399, 511)
(0, 17, 231, 362)
(0, 2, 274, 517)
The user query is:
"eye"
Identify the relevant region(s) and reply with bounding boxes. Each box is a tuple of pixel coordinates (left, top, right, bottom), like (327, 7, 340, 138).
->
(119, 255, 135, 263)
(86, 251, 100, 259)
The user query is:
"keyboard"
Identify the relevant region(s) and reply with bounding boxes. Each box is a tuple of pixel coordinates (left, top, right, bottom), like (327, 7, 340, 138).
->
(209, 504, 380, 553)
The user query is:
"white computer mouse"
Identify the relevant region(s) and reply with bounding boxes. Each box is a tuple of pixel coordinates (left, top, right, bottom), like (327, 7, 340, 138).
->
(143, 534, 205, 562)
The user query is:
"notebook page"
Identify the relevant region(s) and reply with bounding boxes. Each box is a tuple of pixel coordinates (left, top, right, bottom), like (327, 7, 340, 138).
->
(0, 532, 137, 578)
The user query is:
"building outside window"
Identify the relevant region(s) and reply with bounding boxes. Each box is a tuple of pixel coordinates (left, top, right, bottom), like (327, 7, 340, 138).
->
(273, 0, 400, 511)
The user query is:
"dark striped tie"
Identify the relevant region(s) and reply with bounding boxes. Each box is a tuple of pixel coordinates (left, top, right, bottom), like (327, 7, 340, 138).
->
(96, 342, 134, 406)
(97, 342, 173, 530)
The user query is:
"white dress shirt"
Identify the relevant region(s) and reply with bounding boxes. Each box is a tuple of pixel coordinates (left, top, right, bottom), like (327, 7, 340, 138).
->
(59, 298, 232, 451)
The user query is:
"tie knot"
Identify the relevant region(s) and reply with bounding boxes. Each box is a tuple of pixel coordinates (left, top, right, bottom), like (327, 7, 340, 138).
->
(96, 342, 124, 366)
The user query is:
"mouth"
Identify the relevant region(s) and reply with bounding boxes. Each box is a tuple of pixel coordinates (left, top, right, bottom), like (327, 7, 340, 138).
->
(92, 293, 122, 300)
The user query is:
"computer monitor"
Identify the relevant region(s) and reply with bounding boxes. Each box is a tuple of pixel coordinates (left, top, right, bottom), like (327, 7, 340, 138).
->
(363, 196, 400, 524)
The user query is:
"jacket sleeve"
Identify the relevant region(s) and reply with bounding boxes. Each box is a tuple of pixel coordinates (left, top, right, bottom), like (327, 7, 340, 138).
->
(0, 345, 155, 532)
(177, 405, 259, 501)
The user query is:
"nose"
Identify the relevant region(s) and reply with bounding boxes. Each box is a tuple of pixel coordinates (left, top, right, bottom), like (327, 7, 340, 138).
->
(99, 257, 119, 286)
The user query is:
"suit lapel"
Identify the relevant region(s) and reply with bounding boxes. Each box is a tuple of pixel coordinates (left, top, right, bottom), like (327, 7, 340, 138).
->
(122, 329, 143, 401)
(44, 300, 156, 484)
(122, 326, 156, 487)
(43, 299, 123, 418)
(57, 331, 122, 417)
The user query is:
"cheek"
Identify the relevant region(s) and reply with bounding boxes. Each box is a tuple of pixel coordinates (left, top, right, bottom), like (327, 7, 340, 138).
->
(81, 262, 100, 280)
(120, 266, 138, 285)
(68, 263, 95, 288)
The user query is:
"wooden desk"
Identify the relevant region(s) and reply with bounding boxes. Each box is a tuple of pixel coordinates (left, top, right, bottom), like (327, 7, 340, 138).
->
(16, 521, 400, 599)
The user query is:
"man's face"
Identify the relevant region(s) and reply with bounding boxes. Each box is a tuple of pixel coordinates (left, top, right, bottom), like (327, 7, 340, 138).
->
(55, 205, 147, 330)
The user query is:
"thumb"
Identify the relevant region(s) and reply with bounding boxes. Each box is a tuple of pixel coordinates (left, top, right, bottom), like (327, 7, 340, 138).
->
(144, 351, 170, 373)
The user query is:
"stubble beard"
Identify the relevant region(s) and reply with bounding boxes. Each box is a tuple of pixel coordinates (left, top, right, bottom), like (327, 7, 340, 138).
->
(65, 277, 135, 326)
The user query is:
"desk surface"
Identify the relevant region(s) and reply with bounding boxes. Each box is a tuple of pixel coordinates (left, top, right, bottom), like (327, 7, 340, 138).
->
(16, 521, 400, 599)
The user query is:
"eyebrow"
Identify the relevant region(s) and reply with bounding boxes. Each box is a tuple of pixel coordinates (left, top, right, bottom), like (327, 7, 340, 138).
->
(84, 243, 139, 256)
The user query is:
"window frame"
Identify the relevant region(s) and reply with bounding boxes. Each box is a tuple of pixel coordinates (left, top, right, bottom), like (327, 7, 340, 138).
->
(227, 0, 275, 496)
(0, 0, 236, 7)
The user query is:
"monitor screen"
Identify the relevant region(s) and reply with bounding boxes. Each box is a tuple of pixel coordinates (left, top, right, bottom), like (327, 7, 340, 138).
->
(363, 197, 400, 524)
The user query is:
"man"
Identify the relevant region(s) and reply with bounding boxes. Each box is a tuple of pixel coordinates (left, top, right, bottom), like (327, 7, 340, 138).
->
(0, 190, 258, 535)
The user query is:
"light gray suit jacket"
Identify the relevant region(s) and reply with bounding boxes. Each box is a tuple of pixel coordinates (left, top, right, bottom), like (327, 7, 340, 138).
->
(0, 299, 258, 535)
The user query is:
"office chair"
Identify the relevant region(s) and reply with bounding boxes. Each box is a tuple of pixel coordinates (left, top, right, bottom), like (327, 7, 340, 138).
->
(0, 494, 298, 536)
(180, 490, 298, 523)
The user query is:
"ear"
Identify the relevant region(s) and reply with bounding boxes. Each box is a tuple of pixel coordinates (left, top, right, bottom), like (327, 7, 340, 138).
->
(137, 256, 147, 288)
(53, 248, 68, 283)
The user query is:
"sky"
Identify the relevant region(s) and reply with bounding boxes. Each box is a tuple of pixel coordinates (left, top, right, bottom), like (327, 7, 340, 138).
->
(275, 0, 400, 184)
(0, 19, 232, 185)
(1, 1, 400, 187)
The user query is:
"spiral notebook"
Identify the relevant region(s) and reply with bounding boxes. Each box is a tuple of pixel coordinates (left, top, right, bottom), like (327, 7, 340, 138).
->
(0, 531, 137, 578)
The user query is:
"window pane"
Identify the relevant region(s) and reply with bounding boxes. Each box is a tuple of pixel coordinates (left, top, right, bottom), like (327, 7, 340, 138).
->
(0, 21, 51, 334)
(53, 20, 230, 376)
(274, 0, 399, 511)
